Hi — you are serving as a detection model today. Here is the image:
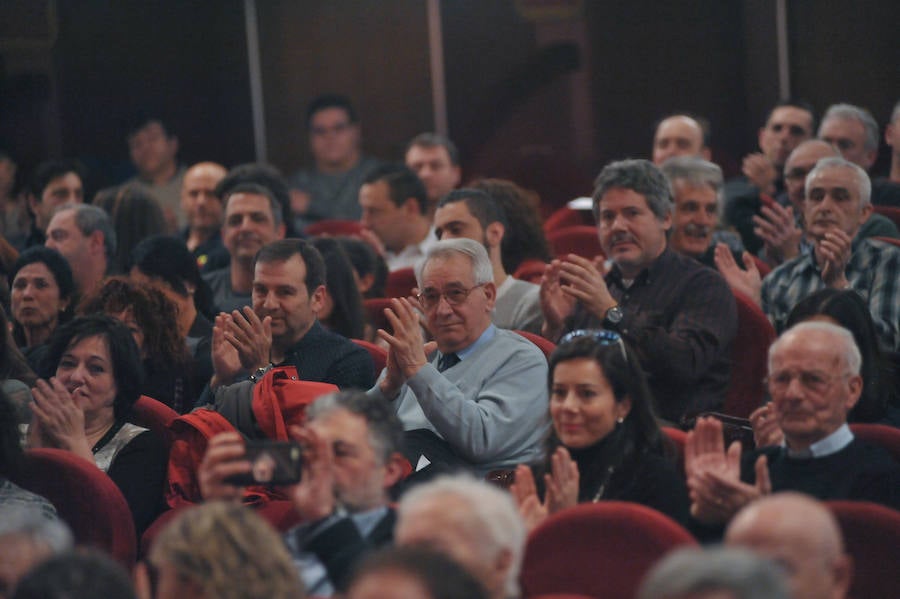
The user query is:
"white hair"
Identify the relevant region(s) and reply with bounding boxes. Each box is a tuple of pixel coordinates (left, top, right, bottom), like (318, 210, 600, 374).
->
(769, 320, 862, 376)
(805, 155, 872, 208)
(416, 238, 494, 287)
(397, 474, 525, 598)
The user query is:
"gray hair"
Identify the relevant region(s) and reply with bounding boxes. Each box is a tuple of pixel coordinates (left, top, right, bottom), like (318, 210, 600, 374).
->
(638, 546, 790, 599)
(54, 203, 117, 260)
(0, 506, 73, 554)
(397, 474, 525, 598)
(819, 103, 880, 153)
(306, 390, 404, 464)
(805, 155, 872, 207)
(416, 238, 493, 288)
(769, 320, 862, 376)
(592, 159, 672, 222)
(659, 156, 724, 216)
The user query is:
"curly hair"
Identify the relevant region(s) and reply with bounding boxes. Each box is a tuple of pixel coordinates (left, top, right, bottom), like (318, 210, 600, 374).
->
(77, 277, 187, 372)
(149, 502, 305, 599)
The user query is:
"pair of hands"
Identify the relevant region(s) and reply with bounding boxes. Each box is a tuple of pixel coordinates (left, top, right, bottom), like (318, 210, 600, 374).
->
(28, 377, 94, 462)
(684, 416, 771, 524)
(211, 307, 273, 388)
(509, 447, 580, 532)
(743, 153, 778, 196)
(376, 296, 436, 398)
(539, 254, 614, 340)
(752, 201, 803, 266)
(198, 427, 337, 522)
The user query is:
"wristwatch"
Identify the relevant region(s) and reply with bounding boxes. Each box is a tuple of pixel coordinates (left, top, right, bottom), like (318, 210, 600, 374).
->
(603, 305, 624, 329)
(249, 363, 274, 383)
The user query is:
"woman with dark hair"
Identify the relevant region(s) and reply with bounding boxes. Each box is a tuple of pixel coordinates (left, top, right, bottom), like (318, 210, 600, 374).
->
(511, 331, 688, 529)
(78, 277, 193, 413)
(9, 247, 76, 367)
(94, 184, 167, 273)
(310, 236, 366, 339)
(752, 289, 900, 445)
(27, 314, 167, 534)
(336, 236, 388, 299)
(0, 304, 38, 423)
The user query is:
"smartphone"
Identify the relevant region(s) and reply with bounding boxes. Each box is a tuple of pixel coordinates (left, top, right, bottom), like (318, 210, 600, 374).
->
(225, 440, 303, 486)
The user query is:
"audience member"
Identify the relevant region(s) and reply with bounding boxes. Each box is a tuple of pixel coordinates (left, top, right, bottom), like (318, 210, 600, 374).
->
(686, 322, 900, 529)
(434, 189, 543, 333)
(208, 238, 374, 395)
(44, 203, 115, 297)
(94, 184, 167, 274)
(180, 162, 229, 270)
(369, 239, 548, 475)
(78, 277, 194, 412)
(0, 150, 28, 249)
(0, 508, 72, 598)
(511, 332, 688, 530)
(27, 314, 168, 534)
(290, 94, 382, 227)
(9, 247, 75, 368)
(145, 501, 305, 599)
(886, 100, 900, 189)
(0, 305, 37, 422)
(347, 546, 489, 599)
(541, 159, 736, 423)
(310, 236, 366, 339)
(124, 114, 185, 232)
(24, 160, 85, 249)
(336, 235, 388, 299)
(469, 178, 552, 275)
(395, 474, 526, 599)
(11, 549, 134, 599)
(725, 493, 852, 599)
(405, 133, 462, 212)
(203, 182, 286, 313)
(359, 164, 435, 272)
(660, 156, 744, 267)
(216, 162, 297, 238)
(819, 102, 900, 207)
(716, 156, 900, 351)
(651, 114, 710, 165)
(199, 391, 403, 595)
(638, 546, 790, 599)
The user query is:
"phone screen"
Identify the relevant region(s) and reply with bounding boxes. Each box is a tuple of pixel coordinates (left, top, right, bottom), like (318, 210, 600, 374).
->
(224, 440, 303, 486)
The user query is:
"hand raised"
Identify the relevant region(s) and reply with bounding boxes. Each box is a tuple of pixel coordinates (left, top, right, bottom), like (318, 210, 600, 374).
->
(198, 432, 250, 501)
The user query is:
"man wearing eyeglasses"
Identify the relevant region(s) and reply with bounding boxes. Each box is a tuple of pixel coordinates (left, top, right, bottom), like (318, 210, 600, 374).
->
(541, 159, 737, 424)
(368, 238, 549, 476)
(686, 322, 900, 528)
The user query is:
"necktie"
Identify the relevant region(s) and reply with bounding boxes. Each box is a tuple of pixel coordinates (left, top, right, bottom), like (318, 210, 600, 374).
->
(437, 352, 460, 372)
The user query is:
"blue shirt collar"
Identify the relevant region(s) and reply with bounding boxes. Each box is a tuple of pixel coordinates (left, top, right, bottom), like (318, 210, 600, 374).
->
(454, 324, 497, 361)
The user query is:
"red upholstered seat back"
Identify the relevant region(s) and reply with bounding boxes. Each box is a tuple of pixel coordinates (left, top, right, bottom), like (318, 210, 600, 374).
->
(826, 500, 900, 599)
(725, 290, 776, 418)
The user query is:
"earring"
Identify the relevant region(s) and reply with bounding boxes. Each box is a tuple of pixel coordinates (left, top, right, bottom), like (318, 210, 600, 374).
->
(616, 417, 624, 424)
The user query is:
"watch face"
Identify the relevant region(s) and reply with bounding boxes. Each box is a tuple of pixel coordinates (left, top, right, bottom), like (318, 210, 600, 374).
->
(606, 307, 623, 323)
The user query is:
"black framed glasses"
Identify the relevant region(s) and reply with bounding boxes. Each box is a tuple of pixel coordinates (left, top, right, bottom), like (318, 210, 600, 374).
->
(559, 328, 628, 361)
(417, 283, 486, 310)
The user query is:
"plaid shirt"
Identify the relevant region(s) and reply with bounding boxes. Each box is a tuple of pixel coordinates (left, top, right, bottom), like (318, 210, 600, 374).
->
(761, 238, 900, 351)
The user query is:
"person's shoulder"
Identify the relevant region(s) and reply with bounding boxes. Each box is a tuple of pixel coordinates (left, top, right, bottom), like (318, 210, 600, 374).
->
(202, 266, 230, 284)
(493, 328, 546, 361)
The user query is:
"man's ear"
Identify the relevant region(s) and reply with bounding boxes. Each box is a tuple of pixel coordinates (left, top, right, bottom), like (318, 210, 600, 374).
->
(89, 230, 106, 255)
(309, 284, 327, 314)
(482, 281, 497, 310)
(383, 451, 408, 489)
(276, 222, 287, 240)
(701, 146, 712, 161)
(832, 553, 854, 599)
(845, 374, 863, 412)
(402, 197, 421, 216)
(485, 221, 505, 248)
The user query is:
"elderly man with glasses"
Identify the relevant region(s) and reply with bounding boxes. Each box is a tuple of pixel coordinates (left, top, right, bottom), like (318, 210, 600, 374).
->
(368, 238, 549, 477)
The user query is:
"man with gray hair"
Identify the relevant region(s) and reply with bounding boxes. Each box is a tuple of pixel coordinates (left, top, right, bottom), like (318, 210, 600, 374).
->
(686, 322, 900, 528)
(541, 159, 736, 423)
(716, 156, 900, 350)
(881, 99, 900, 204)
(369, 238, 548, 475)
(44, 203, 116, 296)
(0, 507, 73, 597)
(660, 156, 744, 268)
(819, 102, 900, 207)
(638, 546, 790, 599)
(395, 474, 526, 599)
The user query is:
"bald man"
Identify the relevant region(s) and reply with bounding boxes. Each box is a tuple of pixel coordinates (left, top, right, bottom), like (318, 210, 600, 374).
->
(180, 162, 230, 271)
(652, 115, 710, 165)
(726, 493, 852, 599)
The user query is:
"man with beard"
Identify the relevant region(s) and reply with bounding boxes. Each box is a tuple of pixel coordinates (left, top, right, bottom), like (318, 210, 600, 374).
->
(433, 189, 542, 334)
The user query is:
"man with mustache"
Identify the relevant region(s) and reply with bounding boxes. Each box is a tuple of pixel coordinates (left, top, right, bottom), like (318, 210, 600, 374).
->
(203, 183, 286, 313)
(540, 159, 737, 423)
(716, 156, 900, 351)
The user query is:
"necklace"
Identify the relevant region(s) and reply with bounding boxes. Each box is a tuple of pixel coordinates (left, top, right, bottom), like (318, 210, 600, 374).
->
(591, 465, 616, 502)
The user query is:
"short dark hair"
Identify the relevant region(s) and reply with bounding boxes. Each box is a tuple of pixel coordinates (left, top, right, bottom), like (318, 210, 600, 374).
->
(222, 182, 284, 227)
(40, 314, 144, 421)
(335, 236, 387, 299)
(406, 132, 460, 166)
(592, 159, 672, 222)
(215, 164, 291, 232)
(766, 98, 817, 132)
(125, 113, 175, 140)
(307, 390, 404, 464)
(11, 549, 136, 599)
(349, 546, 489, 599)
(9, 246, 76, 347)
(29, 159, 86, 198)
(364, 164, 428, 214)
(310, 237, 365, 339)
(438, 188, 507, 230)
(306, 94, 358, 128)
(253, 239, 326, 296)
(130, 235, 216, 320)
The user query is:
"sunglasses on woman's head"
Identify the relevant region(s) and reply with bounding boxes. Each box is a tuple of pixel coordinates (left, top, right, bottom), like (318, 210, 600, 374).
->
(559, 328, 628, 362)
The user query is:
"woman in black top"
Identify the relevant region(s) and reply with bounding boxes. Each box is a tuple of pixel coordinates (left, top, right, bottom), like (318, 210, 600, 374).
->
(511, 330, 689, 529)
